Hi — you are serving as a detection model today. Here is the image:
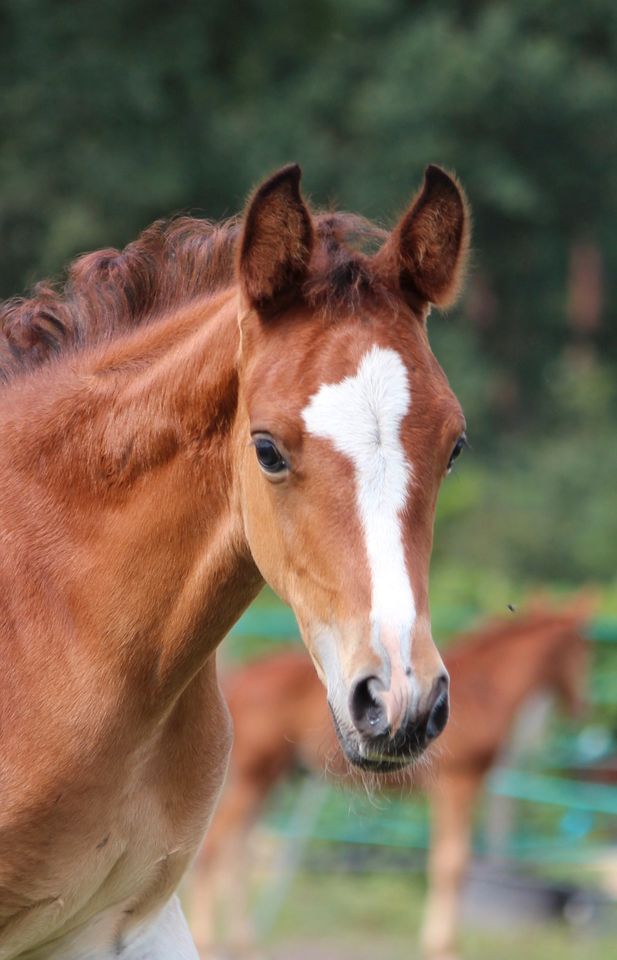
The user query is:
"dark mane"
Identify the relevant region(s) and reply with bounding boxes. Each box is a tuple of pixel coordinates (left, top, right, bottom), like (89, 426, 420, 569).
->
(0, 211, 388, 384)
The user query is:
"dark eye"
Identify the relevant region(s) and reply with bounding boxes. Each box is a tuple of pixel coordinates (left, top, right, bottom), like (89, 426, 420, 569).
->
(447, 433, 467, 473)
(254, 436, 288, 475)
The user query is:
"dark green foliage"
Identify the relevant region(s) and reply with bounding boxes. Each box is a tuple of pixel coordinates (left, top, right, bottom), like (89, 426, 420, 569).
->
(434, 355, 617, 585)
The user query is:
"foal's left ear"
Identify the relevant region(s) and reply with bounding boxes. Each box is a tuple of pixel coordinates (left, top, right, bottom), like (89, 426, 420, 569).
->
(381, 165, 470, 309)
(238, 164, 314, 315)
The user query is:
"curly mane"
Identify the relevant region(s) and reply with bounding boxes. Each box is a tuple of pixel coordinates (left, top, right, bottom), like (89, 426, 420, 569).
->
(0, 211, 388, 385)
(0, 217, 240, 383)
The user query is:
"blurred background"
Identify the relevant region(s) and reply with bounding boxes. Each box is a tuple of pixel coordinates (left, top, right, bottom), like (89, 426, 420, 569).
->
(1, 1, 616, 957)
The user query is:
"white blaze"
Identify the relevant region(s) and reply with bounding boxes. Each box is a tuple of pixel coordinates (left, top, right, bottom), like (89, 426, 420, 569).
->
(302, 346, 416, 655)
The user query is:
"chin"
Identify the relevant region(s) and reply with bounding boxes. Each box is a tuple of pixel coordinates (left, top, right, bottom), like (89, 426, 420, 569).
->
(330, 712, 423, 774)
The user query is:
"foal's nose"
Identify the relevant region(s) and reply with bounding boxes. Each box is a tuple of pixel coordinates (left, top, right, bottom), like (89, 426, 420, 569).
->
(349, 672, 449, 753)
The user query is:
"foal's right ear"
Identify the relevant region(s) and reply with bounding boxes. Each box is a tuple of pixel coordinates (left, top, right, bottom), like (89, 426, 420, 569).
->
(379, 165, 470, 309)
(238, 164, 314, 316)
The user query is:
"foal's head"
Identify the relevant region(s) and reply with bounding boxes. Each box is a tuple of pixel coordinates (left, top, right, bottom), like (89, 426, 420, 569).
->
(235, 165, 469, 771)
(543, 601, 594, 719)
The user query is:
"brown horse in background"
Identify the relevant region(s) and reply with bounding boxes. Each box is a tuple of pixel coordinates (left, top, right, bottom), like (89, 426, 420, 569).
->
(0, 164, 470, 958)
(188, 598, 592, 960)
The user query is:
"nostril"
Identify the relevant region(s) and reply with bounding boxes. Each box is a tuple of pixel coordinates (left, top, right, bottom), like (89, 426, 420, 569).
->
(349, 675, 388, 737)
(426, 685, 449, 743)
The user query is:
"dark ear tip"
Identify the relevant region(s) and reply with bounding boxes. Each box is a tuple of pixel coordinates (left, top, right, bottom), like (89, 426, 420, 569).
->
(425, 163, 448, 178)
(283, 162, 302, 180)
(424, 164, 460, 196)
(256, 163, 303, 200)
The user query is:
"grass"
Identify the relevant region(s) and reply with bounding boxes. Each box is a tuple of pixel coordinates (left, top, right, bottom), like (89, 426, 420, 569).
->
(263, 869, 617, 960)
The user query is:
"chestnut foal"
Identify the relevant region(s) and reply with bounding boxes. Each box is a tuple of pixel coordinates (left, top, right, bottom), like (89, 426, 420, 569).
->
(0, 164, 468, 958)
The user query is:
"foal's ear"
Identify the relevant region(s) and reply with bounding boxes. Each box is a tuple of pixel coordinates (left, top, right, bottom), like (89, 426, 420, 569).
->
(238, 164, 314, 315)
(382, 165, 470, 308)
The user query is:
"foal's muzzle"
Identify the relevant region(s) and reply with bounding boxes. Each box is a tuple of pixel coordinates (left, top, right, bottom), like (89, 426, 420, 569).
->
(336, 672, 449, 771)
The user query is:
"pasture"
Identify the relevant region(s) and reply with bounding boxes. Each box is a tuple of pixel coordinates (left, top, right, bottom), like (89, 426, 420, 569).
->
(186, 832, 617, 960)
(267, 871, 617, 960)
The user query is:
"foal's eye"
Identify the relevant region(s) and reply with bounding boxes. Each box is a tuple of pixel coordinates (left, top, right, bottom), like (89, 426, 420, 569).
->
(253, 435, 288, 475)
(447, 433, 467, 473)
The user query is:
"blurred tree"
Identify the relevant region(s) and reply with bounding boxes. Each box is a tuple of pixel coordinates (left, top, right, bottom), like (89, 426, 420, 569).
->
(433, 354, 617, 584)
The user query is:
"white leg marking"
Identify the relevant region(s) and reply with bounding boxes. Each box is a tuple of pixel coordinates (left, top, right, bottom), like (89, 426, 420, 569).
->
(123, 897, 199, 960)
(302, 346, 416, 658)
(21, 897, 198, 960)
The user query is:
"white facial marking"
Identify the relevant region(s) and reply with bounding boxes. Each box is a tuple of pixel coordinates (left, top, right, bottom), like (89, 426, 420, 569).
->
(302, 346, 416, 675)
(311, 622, 346, 718)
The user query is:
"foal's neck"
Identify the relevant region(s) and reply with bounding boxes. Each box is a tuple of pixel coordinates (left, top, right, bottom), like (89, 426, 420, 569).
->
(3, 290, 262, 705)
